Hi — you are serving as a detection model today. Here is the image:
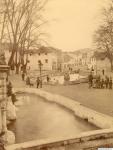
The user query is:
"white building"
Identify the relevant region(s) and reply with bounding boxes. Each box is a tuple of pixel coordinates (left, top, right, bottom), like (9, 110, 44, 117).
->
(4, 46, 59, 72)
(62, 50, 93, 71)
(28, 52, 57, 71)
(87, 57, 96, 70)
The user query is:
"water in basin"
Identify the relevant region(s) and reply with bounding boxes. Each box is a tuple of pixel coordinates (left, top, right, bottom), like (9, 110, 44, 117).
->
(8, 93, 98, 143)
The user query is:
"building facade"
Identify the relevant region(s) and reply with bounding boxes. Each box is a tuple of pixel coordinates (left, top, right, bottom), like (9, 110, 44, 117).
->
(28, 52, 58, 71)
(62, 50, 95, 71)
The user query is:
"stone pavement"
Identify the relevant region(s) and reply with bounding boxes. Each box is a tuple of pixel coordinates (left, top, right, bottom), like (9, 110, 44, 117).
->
(14, 87, 113, 129)
(43, 84, 113, 117)
(9, 74, 27, 88)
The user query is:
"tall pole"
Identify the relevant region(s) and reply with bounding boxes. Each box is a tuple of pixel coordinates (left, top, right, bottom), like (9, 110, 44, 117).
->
(38, 60, 43, 88)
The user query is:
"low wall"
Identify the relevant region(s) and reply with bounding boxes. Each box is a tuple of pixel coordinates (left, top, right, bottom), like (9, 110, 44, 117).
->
(6, 87, 113, 150)
(15, 88, 113, 129)
(6, 129, 113, 150)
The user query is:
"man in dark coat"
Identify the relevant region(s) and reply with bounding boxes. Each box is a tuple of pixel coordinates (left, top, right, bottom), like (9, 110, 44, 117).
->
(88, 72, 93, 88)
(36, 77, 40, 88)
(22, 72, 25, 81)
(47, 75, 50, 83)
(109, 77, 112, 89)
(105, 76, 109, 89)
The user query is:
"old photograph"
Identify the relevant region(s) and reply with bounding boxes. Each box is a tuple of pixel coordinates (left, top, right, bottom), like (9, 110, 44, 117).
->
(0, 0, 113, 150)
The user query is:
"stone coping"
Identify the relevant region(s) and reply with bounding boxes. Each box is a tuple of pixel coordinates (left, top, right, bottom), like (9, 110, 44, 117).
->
(5, 87, 113, 149)
(14, 88, 113, 129)
(6, 129, 113, 150)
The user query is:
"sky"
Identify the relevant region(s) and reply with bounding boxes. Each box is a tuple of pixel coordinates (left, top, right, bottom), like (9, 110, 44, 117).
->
(44, 0, 109, 51)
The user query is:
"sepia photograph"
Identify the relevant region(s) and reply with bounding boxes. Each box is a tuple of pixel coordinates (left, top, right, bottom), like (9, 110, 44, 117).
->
(0, 0, 113, 149)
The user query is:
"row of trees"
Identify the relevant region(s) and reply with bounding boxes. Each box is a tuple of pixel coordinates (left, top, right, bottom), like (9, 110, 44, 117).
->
(94, 0, 113, 71)
(0, 0, 48, 73)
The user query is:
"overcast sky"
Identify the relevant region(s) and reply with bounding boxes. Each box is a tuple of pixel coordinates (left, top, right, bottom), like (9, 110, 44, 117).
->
(44, 0, 109, 51)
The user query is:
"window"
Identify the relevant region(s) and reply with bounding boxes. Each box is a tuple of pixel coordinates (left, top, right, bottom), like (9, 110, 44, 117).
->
(45, 59, 48, 63)
(45, 53, 47, 55)
(38, 53, 40, 56)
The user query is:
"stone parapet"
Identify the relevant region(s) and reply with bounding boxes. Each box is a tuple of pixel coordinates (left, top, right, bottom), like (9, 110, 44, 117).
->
(6, 87, 113, 150)
(15, 88, 113, 129)
(6, 129, 113, 150)
(0, 65, 15, 145)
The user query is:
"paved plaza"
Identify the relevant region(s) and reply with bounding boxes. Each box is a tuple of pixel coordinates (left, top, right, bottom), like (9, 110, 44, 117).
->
(43, 83, 113, 117)
(9, 74, 113, 117)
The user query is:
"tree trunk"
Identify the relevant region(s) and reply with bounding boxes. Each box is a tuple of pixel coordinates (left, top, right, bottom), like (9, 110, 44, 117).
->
(110, 59, 113, 71)
(15, 64, 20, 74)
(8, 43, 17, 66)
(8, 50, 15, 66)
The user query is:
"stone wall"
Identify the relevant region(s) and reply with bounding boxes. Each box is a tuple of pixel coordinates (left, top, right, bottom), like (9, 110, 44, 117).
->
(6, 87, 113, 150)
(14, 88, 113, 129)
(6, 129, 113, 150)
(0, 65, 15, 145)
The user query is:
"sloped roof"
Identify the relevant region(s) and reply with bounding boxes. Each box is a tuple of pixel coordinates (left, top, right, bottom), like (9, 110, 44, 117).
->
(25, 46, 62, 54)
(38, 46, 62, 54)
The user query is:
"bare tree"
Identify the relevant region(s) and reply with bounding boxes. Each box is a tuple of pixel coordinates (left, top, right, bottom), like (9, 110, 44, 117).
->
(94, 1, 113, 71)
(1, 0, 48, 73)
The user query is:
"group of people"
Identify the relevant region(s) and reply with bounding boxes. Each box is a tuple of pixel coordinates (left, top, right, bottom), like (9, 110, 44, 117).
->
(36, 77, 42, 88)
(88, 73, 112, 89)
(21, 71, 51, 88)
(25, 76, 42, 88)
(36, 75, 50, 88)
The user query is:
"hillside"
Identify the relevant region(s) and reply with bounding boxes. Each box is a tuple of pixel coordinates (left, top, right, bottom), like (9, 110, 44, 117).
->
(72, 48, 94, 55)
(25, 46, 62, 55)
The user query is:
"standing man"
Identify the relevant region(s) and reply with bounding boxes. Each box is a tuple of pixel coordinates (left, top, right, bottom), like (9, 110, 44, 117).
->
(36, 77, 40, 88)
(88, 72, 93, 88)
(22, 71, 25, 81)
(101, 79, 104, 89)
(109, 77, 112, 89)
(105, 76, 109, 89)
(91, 68, 94, 76)
(102, 69, 105, 76)
(47, 75, 50, 83)
(26, 76, 30, 86)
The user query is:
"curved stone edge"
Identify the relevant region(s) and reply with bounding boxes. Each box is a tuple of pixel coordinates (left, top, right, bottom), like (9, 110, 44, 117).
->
(6, 87, 113, 150)
(1, 130, 15, 145)
(5, 129, 113, 150)
(14, 87, 113, 129)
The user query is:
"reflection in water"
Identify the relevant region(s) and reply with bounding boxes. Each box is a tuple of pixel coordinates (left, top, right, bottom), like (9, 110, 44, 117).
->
(8, 94, 98, 143)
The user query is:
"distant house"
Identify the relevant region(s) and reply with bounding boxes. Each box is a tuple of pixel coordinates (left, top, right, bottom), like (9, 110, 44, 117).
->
(87, 57, 96, 70)
(28, 46, 59, 71)
(61, 49, 95, 71)
(62, 53, 75, 71)
(4, 45, 62, 72)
